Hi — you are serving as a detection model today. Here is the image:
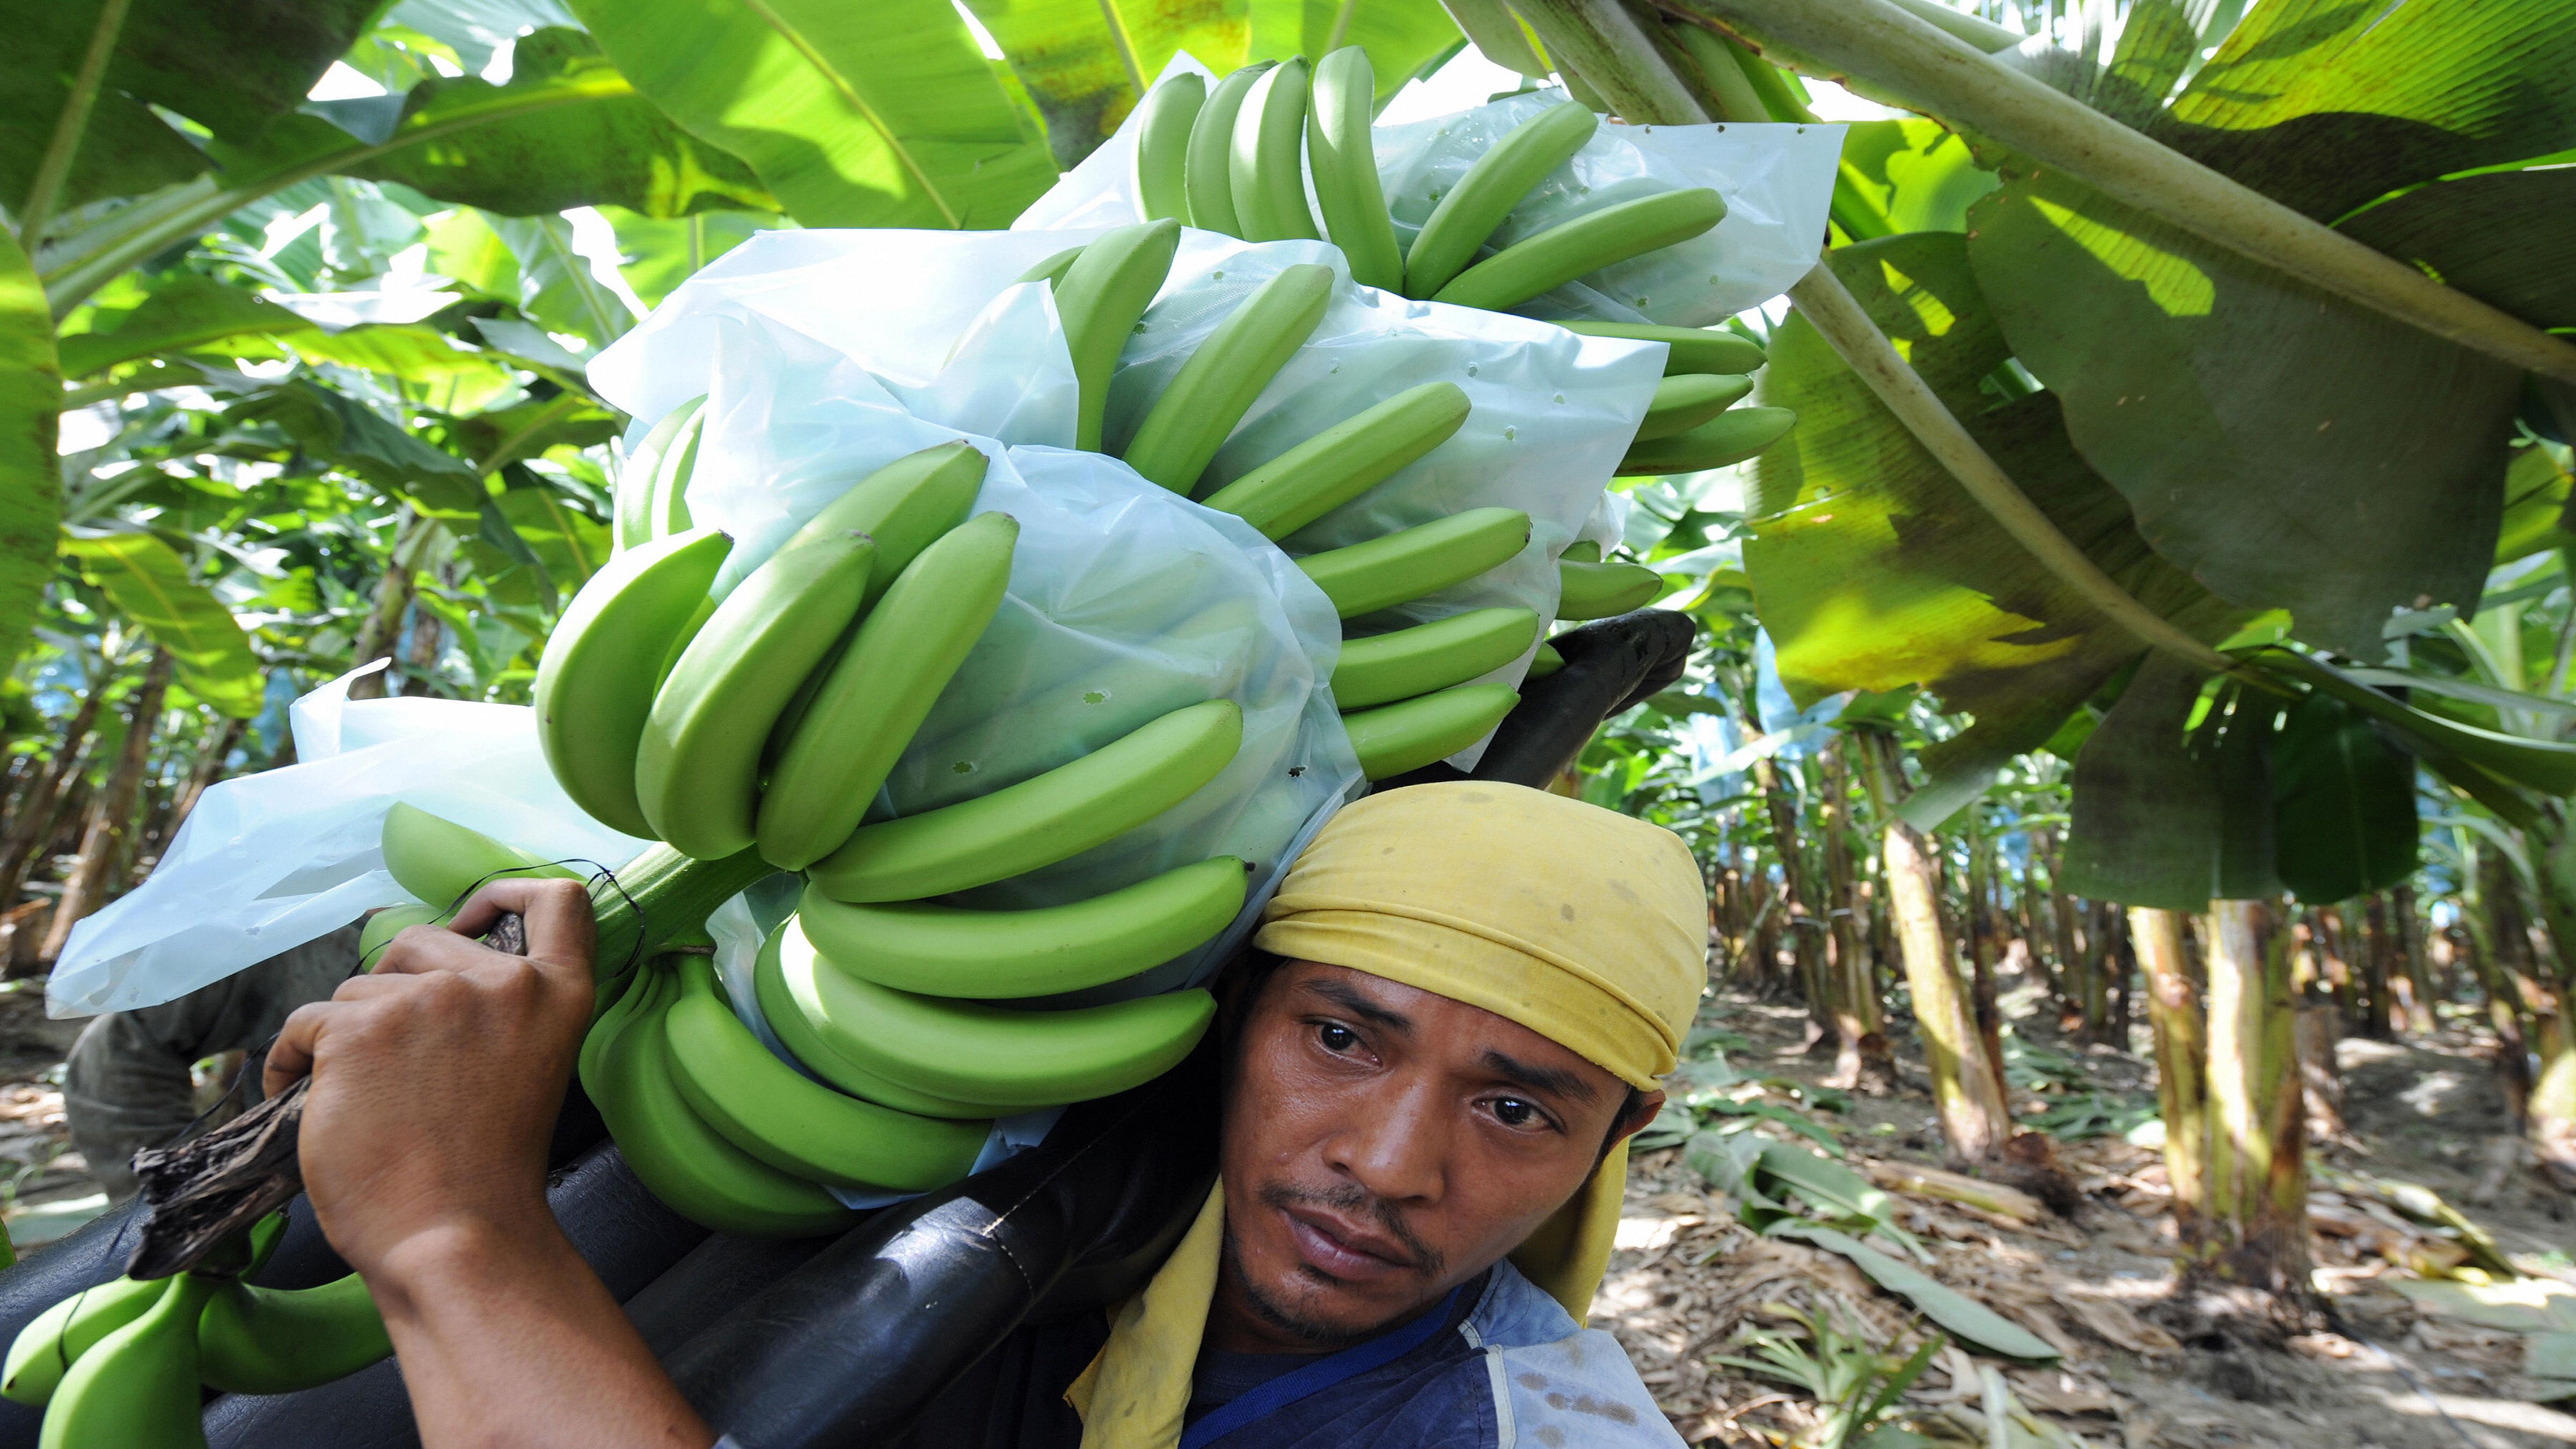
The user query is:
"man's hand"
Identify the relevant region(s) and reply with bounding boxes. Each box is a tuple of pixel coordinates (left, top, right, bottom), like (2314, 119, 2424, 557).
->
(267, 876, 597, 1278)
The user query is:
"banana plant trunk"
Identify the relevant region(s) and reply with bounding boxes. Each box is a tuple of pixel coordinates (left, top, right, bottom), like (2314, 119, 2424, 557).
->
(1818, 739, 1892, 1090)
(1962, 816, 2008, 1109)
(2132, 906, 2210, 1252)
(2391, 883, 2436, 1035)
(1856, 729, 2008, 1163)
(39, 650, 173, 965)
(0, 680, 107, 911)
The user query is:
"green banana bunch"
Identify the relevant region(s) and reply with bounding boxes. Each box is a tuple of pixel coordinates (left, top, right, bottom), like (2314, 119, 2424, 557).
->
(1230, 58, 1320, 243)
(1197, 382, 1469, 536)
(196, 1274, 390, 1395)
(537, 527, 733, 839)
(777, 926, 1217, 1110)
(642, 399, 707, 542)
(1122, 262, 1335, 495)
(1404, 100, 1599, 299)
(1618, 405, 1797, 476)
(757, 919, 1020, 1118)
(635, 528, 876, 859)
(1635, 374, 1753, 442)
(1333, 607, 1540, 710)
(1562, 321, 1766, 376)
(3, 1274, 166, 1405)
(37, 1272, 213, 1449)
(1056, 221, 1181, 452)
(800, 855, 1247, 999)
(810, 699, 1244, 904)
(1132, 74, 1206, 224)
(1019, 246, 1085, 287)
(1295, 506, 1531, 619)
(1556, 558, 1664, 620)
(1343, 682, 1521, 780)
(1305, 47, 1403, 293)
(1528, 641, 1565, 678)
(662, 955, 987, 1191)
(758, 510, 1018, 871)
(380, 801, 581, 911)
(614, 395, 706, 552)
(804, 440, 992, 610)
(1184, 62, 1272, 237)
(583, 961, 859, 1238)
(1434, 187, 1726, 313)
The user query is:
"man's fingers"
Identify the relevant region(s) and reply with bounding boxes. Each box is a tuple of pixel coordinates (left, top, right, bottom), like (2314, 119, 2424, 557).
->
(376, 923, 513, 976)
(265, 1000, 334, 1097)
(449, 877, 599, 976)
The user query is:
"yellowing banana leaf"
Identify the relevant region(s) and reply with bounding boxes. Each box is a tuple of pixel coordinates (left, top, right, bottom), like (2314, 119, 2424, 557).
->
(60, 532, 264, 718)
(959, 0, 1247, 169)
(1767, 1222, 2060, 1362)
(571, 0, 1059, 230)
(0, 231, 61, 679)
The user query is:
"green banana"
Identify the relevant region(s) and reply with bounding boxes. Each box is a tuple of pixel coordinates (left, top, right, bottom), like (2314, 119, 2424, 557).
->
(1122, 262, 1335, 495)
(615, 396, 705, 552)
(1295, 506, 1531, 619)
(758, 920, 1020, 1118)
(3, 1275, 167, 1406)
(785, 946, 1217, 1109)
(357, 902, 442, 970)
(1344, 682, 1520, 780)
(536, 526, 733, 838)
(801, 855, 1248, 999)
(1230, 58, 1319, 242)
(1634, 373, 1753, 442)
(1184, 62, 1273, 238)
(585, 963, 858, 1238)
(1305, 47, 1403, 292)
(799, 439, 991, 609)
(37, 1272, 211, 1449)
(1403, 100, 1598, 299)
(646, 399, 708, 540)
(811, 699, 1243, 904)
(1561, 321, 1766, 376)
(1617, 405, 1797, 475)
(379, 801, 580, 912)
(1527, 641, 1565, 678)
(1197, 382, 1469, 536)
(1556, 558, 1663, 619)
(758, 510, 1018, 871)
(196, 1274, 390, 1395)
(1433, 187, 1726, 312)
(1017, 246, 1085, 287)
(635, 530, 875, 859)
(1559, 539, 1601, 563)
(1333, 607, 1540, 709)
(1132, 74, 1206, 224)
(1057, 221, 1181, 452)
(663, 955, 988, 1191)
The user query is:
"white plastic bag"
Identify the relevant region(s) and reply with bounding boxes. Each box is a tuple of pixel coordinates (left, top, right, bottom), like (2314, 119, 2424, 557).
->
(1014, 55, 1843, 328)
(48, 662, 652, 1018)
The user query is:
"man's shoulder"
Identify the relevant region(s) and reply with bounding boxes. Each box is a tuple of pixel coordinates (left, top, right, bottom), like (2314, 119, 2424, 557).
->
(1461, 1263, 1687, 1449)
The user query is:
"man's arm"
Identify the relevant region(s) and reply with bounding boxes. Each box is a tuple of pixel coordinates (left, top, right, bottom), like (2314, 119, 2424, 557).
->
(266, 877, 713, 1449)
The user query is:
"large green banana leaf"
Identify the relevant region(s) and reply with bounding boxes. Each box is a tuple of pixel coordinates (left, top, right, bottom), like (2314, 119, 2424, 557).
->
(958, 0, 1246, 170)
(1245, 1, 1462, 98)
(569, 0, 1058, 229)
(0, 232, 59, 682)
(491, 215, 634, 348)
(1745, 233, 2245, 828)
(58, 532, 263, 718)
(2271, 690, 2420, 904)
(225, 382, 488, 514)
(0, 0, 379, 215)
(2340, 169, 2576, 334)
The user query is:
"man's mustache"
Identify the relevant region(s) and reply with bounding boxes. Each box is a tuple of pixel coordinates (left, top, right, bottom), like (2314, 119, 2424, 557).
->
(1257, 1180, 1445, 1280)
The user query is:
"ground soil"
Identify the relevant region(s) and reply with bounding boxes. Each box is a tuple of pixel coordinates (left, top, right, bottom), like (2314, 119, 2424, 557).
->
(1598, 963, 2576, 1448)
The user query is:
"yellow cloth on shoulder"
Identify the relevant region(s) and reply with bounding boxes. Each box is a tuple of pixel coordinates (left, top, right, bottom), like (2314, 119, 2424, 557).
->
(1071, 782, 1708, 1449)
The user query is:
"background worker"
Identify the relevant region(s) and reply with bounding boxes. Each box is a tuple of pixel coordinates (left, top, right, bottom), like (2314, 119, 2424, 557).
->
(268, 781, 1708, 1447)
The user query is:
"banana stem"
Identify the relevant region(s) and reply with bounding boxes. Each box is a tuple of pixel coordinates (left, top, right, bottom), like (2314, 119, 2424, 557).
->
(1665, 0, 2576, 386)
(591, 843, 777, 982)
(1513, 0, 1712, 123)
(14, 0, 133, 250)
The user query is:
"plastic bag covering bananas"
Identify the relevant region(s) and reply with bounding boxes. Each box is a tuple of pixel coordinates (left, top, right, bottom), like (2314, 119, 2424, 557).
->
(583, 956, 860, 1237)
(1433, 187, 1726, 313)
(757, 509, 1018, 871)
(809, 699, 1244, 904)
(1332, 608, 1539, 710)
(538, 527, 732, 838)
(800, 855, 1247, 999)
(635, 524, 878, 861)
(1196, 382, 1469, 538)
(1122, 263, 1335, 495)
(1294, 507, 1531, 619)
(1343, 682, 1520, 780)
(756, 918, 1019, 1119)
(1403, 100, 1598, 300)
(662, 955, 986, 1191)
(773, 919, 1216, 1110)
(380, 800, 581, 910)
(1131, 72, 1205, 225)
(1306, 48, 1403, 292)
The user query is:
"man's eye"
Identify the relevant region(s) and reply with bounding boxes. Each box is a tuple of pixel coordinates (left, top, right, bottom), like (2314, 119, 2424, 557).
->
(1318, 1023, 1358, 1052)
(1493, 1098, 1536, 1127)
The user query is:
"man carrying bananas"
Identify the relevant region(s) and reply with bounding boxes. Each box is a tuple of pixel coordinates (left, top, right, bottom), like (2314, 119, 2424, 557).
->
(277, 782, 1706, 1447)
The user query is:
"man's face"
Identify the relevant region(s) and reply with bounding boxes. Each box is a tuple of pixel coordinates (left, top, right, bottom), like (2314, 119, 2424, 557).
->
(1211, 961, 1659, 1353)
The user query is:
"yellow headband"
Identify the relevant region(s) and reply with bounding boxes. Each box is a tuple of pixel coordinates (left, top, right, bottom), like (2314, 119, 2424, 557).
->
(1253, 781, 1709, 1089)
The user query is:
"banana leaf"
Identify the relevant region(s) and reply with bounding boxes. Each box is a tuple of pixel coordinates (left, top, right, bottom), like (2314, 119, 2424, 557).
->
(59, 532, 264, 718)
(0, 231, 58, 679)
(1767, 1222, 2061, 1363)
